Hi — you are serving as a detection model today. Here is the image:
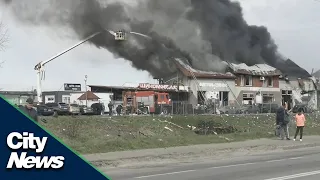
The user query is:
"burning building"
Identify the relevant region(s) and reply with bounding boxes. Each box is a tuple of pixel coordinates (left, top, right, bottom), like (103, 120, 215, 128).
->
(168, 58, 236, 106)
(228, 63, 282, 106)
(164, 59, 282, 107)
(164, 58, 317, 110)
(3, 0, 318, 110)
(278, 59, 317, 110)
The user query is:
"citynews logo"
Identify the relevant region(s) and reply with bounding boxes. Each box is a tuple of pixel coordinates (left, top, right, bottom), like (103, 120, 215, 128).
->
(6, 132, 65, 169)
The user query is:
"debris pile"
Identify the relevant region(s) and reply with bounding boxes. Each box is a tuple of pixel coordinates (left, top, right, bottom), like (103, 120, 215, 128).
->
(194, 120, 238, 135)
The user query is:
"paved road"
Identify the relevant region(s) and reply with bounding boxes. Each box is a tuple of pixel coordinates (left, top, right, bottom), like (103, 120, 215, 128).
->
(103, 146, 320, 180)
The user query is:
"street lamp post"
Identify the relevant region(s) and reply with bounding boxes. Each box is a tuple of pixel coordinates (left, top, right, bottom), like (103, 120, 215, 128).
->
(84, 75, 88, 107)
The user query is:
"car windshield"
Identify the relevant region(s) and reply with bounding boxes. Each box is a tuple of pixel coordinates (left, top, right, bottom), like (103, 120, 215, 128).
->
(59, 103, 68, 107)
(70, 104, 79, 107)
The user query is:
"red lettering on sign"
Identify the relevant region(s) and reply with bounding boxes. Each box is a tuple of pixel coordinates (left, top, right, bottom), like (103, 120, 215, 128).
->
(138, 83, 177, 90)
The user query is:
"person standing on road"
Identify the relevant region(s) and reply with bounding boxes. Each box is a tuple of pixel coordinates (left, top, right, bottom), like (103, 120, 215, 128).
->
(19, 98, 38, 123)
(108, 101, 114, 116)
(293, 108, 306, 141)
(276, 103, 290, 140)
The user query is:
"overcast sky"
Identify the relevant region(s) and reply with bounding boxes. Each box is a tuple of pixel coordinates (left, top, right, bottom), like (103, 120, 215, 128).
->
(0, 0, 319, 91)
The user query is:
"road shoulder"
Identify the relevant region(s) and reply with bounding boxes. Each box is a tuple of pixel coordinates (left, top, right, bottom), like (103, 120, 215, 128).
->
(84, 136, 320, 168)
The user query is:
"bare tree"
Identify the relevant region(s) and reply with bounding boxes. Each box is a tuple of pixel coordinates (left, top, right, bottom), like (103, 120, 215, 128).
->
(0, 21, 8, 51)
(0, 21, 8, 67)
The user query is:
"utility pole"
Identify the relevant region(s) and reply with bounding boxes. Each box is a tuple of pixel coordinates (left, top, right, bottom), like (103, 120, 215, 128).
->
(84, 75, 88, 107)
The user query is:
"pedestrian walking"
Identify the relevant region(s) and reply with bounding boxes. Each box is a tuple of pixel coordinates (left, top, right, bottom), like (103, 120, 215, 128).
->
(293, 108, 306, 141)
(276, 103, 290, 140)
(108, 101, 114, 116)
(116, 105, 122, 116)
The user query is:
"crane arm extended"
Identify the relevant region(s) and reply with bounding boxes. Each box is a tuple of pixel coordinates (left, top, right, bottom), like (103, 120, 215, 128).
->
(33, 29, 153, 71)
(34, 31, 102, 71)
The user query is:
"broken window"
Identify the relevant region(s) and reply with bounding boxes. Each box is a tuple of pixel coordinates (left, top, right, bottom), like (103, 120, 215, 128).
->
(244, 75, 252, 86)
(115, 30, 126, 40)
(240, 75, 244, 86)
(263, 94, 274, 103)
(242, 93, 254, 105)
(197, 91, 206, 105)
(266, 77, 273, 87)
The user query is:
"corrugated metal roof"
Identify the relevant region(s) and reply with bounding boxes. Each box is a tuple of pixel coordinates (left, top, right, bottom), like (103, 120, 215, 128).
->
(174, 58, 236, 79)
(229, 63, 281, 76)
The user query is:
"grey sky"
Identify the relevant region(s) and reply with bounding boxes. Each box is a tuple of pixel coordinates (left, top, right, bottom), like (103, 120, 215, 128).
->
(0, 0, 319, 91)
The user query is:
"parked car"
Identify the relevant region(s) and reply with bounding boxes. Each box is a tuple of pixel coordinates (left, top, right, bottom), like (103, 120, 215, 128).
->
(219, 106, 246, 114)
(261, 103, 279, 113)
(80, 105, 94, 115)
(242, 105, 260, 114)
(45, 102, 69, 115)
(292, 104, 313, 113)
(91, 103, 105, 115)
(36, 105, 54, 116)
(69, 104, 80, 115)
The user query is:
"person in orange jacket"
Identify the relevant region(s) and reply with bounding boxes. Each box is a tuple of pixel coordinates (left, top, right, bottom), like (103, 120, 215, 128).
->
(293, 108, 306, 141)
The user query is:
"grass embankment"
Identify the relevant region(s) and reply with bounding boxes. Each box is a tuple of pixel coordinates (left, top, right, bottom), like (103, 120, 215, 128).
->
(39, 114, 320, 154)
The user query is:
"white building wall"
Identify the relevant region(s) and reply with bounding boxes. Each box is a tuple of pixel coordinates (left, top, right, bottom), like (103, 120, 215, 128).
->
(279, 79, 317, 109)
(184, 78, 236, 106)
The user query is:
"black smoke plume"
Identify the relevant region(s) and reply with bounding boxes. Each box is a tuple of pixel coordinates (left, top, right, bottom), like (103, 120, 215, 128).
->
(1, 0, 310, 78)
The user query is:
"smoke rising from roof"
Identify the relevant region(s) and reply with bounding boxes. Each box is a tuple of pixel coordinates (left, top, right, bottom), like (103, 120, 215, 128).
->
(1, 0, 310, 78)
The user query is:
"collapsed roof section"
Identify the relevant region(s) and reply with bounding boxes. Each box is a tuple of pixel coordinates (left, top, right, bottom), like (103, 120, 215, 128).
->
(228, 63, 282, 76)
(174, 58, 236, 79)
(173, 57, 311, 81)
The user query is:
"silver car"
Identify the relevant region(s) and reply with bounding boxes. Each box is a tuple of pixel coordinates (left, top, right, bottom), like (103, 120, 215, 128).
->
(69, 104, 80, 115)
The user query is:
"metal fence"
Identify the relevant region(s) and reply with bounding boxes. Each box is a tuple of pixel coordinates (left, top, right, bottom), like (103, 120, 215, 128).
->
(170, 101, 194, 115)
(168, 101, 280, 115)
(111, 100, 282, 116)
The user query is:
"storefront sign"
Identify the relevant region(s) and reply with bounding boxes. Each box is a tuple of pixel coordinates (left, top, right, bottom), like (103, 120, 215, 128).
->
(199, 82, 227, 88)
(138, 83, 178, 90)
(64, 83, 81, 91)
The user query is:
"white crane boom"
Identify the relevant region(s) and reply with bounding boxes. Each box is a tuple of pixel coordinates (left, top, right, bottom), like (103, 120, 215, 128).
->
(34, 32, 102, 71)
(34, 29, 149, 104)
(35, 31, 108, 104)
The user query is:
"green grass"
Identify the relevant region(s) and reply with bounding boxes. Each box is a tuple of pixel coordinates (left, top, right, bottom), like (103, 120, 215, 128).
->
(39, 113, 320, 154)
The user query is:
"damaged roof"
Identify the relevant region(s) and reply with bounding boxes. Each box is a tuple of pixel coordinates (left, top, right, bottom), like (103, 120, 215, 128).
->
(174, 58, 236, 79)
(277, 59, 311, 78)
(229, 63, 281, 76)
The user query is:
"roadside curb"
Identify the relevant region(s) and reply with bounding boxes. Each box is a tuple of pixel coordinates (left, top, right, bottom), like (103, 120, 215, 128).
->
(281, 142, 320, 150)
(84, 138, 320, 164)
